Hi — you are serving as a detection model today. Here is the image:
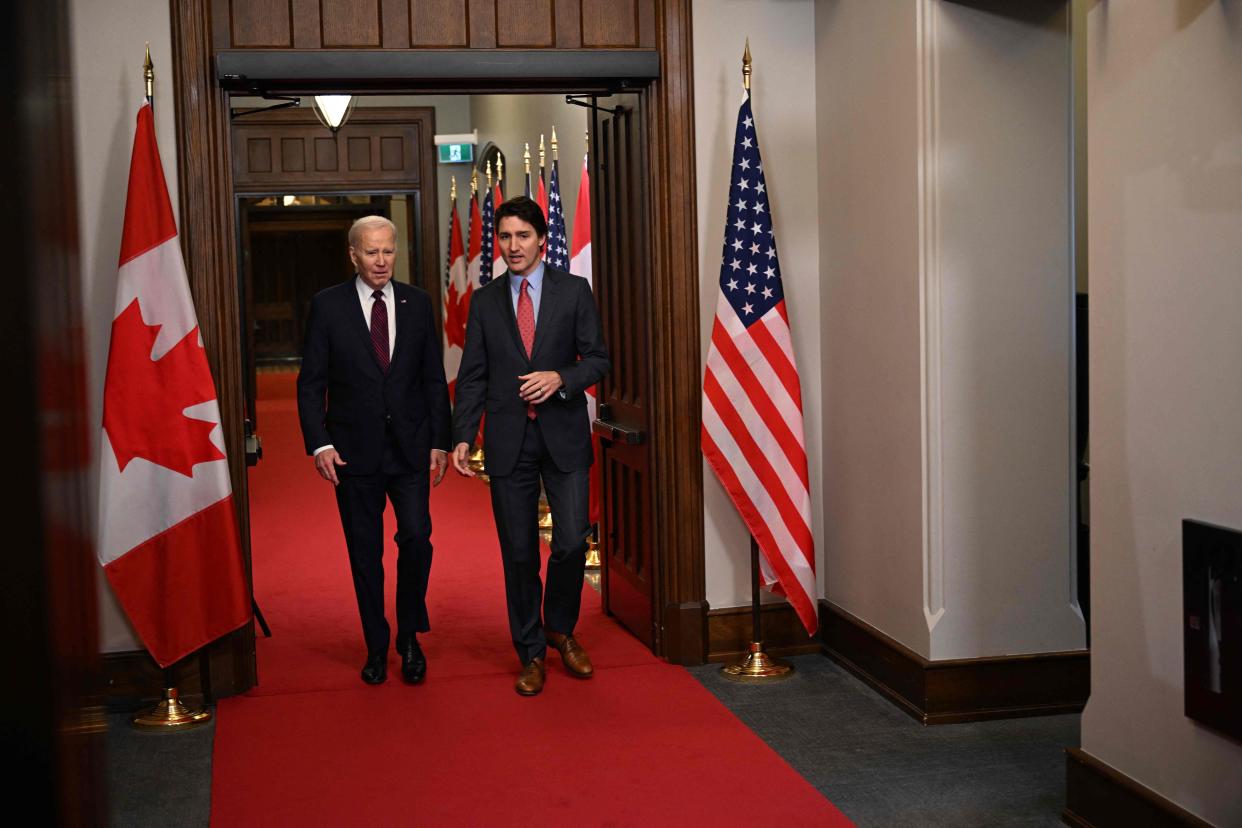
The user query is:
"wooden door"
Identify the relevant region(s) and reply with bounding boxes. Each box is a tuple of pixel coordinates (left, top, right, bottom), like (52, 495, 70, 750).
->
(591, 94, 656, 649)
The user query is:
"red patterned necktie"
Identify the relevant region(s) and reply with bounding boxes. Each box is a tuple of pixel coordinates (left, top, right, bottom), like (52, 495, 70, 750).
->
(370, 289, 390, 373)
(517, 278, 536, 419)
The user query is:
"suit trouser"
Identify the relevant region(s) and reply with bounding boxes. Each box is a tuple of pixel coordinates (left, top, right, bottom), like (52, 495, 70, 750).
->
(334, 431, 432, 655)
(488, 417, 590, 665)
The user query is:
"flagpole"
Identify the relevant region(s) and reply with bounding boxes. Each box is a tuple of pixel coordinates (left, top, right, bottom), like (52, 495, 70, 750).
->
(131, 46, 216, 728)
(721, 40, 794, 684)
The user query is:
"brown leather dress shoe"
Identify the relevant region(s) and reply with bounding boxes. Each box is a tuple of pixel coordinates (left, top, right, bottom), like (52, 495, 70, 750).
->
(546, 630, 594, 678)
(515, 658, 546, 696)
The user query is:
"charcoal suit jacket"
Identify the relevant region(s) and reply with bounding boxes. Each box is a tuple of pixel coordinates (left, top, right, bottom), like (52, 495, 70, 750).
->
(451, 266, 610, 477)
(297, 279, 451, 475)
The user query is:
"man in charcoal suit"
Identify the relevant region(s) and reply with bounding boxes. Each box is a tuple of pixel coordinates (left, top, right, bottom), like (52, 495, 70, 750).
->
(297, 215, 451, 686)
(450, 196, 610, 696)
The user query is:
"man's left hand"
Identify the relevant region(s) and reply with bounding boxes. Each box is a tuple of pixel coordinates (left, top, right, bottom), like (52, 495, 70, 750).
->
(430, 449, 448, 486)
(518, 370, 563, 404)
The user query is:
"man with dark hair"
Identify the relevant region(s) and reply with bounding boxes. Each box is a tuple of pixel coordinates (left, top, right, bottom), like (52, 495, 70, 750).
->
(297, 215, 451, 686)
(451, 195, 610, 696)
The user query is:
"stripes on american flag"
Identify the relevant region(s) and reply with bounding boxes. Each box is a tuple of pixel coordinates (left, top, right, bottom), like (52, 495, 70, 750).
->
(701, 93, 817, 635)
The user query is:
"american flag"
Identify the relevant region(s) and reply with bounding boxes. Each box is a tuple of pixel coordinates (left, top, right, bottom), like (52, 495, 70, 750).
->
(480, 185, 495, 285)
(701, 93, 817, 635)
(545, 159, 569, 271)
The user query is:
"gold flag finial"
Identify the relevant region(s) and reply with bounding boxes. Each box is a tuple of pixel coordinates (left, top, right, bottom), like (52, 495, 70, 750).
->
(743, 38, 752, 91)
(551, 126, 559, 161)
(538, 134, 546, 170)
(497, 153, 504, 182)
(524, 143, 531, 174)
(486, 159, 493, 191)
(143, 43, 154, 100)
(585, 129, 590, 155)
(471, 167, 478, 196)
(451, 176, 457, 201)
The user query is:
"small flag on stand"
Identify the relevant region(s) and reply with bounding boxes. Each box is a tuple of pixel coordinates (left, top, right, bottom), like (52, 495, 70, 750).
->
(480, 165, 496, 286)
(443, 181, 468, 398)
(97, 100, 250, 667)
(700, 78, 817, 635)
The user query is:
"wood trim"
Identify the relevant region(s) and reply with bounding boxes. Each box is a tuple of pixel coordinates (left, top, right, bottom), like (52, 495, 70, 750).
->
(645, 0, 705, 666)
(707, 603, 819, 663)
(1064, 748, 1214, 828)
(820, 600, 1089, 724)
(174, 0, 708, 671)
(171, 0, 258, 699)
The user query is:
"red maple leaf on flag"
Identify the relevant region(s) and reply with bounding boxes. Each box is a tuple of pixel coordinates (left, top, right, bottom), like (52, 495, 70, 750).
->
(444, 283, 471, 349)
(103, 299, 227, 478)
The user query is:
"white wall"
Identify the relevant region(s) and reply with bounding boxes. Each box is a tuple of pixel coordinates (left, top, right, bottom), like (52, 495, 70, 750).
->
(694, 0, 824, 611)
(816, 0, 927, 651)
(1082, 2, 1242, 824)
(816, 0, 1081, 659)
(71, 0, 177, 652)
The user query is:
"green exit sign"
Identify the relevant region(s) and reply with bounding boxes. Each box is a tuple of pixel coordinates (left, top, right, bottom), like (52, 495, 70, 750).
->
(437, 143, 474, 164)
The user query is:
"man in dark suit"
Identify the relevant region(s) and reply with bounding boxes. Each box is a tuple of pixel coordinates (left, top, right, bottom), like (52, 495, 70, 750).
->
(297, 215, 451, 686)
(451, 196, 610, 696)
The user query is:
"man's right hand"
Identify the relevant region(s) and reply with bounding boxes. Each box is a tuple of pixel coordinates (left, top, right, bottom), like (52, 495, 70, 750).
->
(451, 442, 475, 477)
(314, 448, 347, 486)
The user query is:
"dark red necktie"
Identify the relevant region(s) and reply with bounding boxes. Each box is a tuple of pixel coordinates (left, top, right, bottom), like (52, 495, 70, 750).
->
(370, 289, 389, 373)
(517, 278, 536, 419)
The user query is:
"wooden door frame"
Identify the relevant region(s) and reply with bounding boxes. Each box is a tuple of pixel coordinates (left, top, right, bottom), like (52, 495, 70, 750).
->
(170, 0, 705, 691)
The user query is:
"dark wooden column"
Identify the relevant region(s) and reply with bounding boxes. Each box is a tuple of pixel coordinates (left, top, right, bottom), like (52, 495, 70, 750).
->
(170, 0, 258, 695)
(1, 0, 105, 822)
(645, 0, 707, 664)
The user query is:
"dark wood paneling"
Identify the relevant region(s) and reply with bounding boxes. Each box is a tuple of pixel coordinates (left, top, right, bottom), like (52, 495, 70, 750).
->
(645, 0, 706, 665)
(172, 0, 258, 699)
(322, 0, 381, 46)
(820, 600, 1090, 725)
(708, 604, 819, 662)
(582, 0, 636, 47)
(637, 0, 655, 48)
(232, 108, 428, 190)
(292, 0, 322, 47)
(381, 0, 409, 47)
(1064, 748, 1215, 828)
(281, 137, 305, 170)
(467, 0, 497, 47)
(553, 0, 581, 48)
(496, 0, 554, 47)
(411, 0, 468, 46)
(232, 0, 294, 47)
(4, 0, 104, 820)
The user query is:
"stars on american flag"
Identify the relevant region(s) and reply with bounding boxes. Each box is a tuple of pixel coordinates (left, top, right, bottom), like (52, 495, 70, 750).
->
(480, 189, 495, 285)
(544, 161, 570, 270)
(718, 95, 783, 327)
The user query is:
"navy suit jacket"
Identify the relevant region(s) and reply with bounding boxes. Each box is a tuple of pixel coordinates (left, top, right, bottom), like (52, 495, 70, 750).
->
(451, 266, 610, 477)
(297, 279, 451, 475)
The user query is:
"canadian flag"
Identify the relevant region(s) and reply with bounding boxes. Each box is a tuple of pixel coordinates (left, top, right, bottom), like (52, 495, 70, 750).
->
(442, 196, 468, 398)
(492, 182, 506, 280)
(98, 102, 250, 668)
(536, 171, 548, 222)
(569, 153, 601, 525)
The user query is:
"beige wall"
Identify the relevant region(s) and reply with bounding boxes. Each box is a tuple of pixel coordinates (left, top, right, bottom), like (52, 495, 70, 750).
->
(816, 0, 1081, 659)
(1082, 2, 1242, 823)
(694, 0, 825, 610)
(71, 0, 177, 652)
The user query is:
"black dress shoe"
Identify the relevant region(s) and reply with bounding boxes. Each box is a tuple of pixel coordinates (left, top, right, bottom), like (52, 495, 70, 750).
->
(399, 637, 427, 685)
(361, 652, 387, 685)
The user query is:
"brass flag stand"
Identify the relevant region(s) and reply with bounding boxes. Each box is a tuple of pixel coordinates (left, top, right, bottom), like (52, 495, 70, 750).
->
(130, 46, 216, 730)
(721, 536, 794, 683)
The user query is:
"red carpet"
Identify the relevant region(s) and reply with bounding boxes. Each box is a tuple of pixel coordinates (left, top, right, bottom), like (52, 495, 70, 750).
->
(211, 371, 850, 826)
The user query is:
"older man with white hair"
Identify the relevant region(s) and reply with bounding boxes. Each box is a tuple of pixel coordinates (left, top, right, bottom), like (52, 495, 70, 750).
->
(297, 215, 451, 686)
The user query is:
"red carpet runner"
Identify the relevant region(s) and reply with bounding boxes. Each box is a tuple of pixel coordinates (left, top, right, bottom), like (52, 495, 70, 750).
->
(211, 371, 850, 826)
